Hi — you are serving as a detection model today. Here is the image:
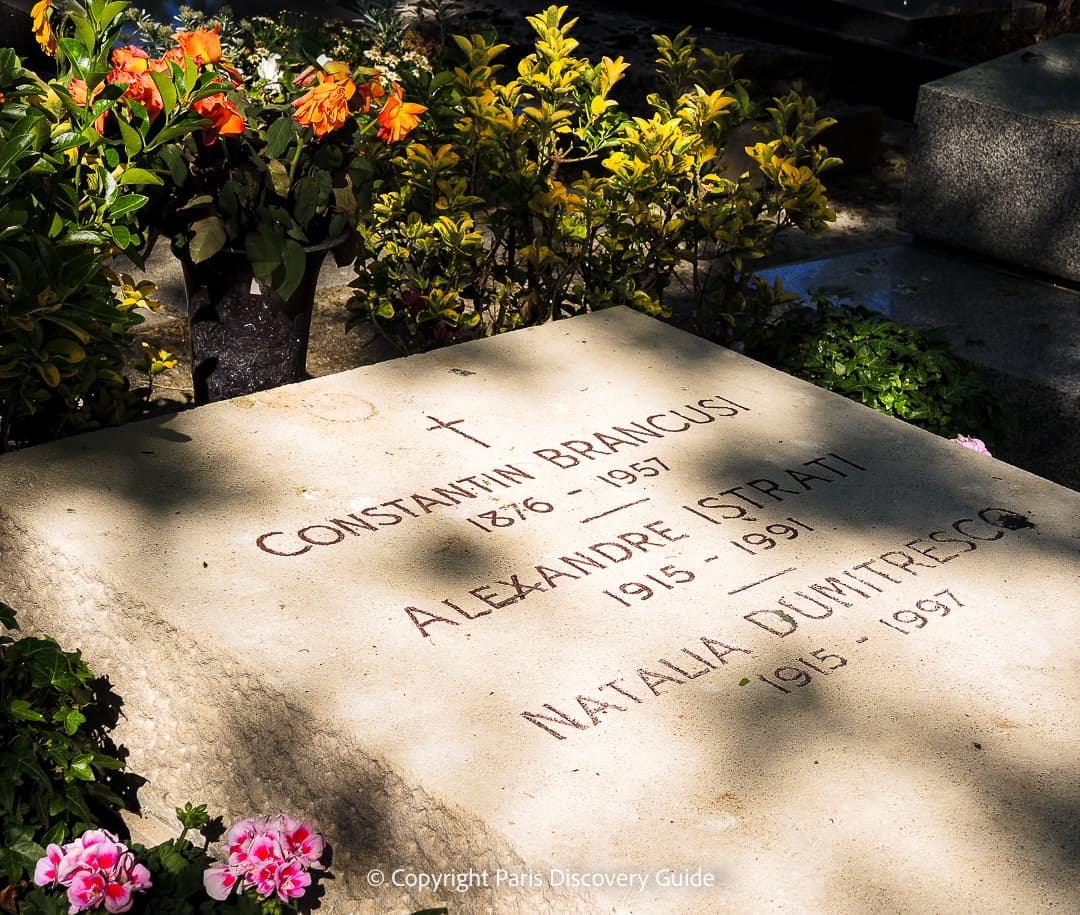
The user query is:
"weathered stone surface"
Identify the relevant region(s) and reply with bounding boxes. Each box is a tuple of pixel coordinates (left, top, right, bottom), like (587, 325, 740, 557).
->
(2, 308, 1079, 913)
(901, 34, 1080, 281)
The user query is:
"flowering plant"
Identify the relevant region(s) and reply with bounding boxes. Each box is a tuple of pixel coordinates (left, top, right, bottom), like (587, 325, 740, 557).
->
(203, 814, 325, 905)
(23, 806, 328, 914)
(33, 830, 152, 913)
(119, 5, 429, 299)
(1, 0, 224, 449)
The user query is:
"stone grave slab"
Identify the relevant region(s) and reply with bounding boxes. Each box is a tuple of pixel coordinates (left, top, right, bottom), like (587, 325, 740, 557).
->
(901, 33, 1080, 283)
(1, 307, 1079, 914)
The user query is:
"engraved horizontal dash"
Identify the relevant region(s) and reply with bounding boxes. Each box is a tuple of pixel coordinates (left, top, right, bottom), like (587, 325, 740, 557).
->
(566, 489, 583, 495)
(727, 566, 797, 595)
(704, 555, 720, 563)
(856, 637, 868, 644)
(579, 498, 651, 524)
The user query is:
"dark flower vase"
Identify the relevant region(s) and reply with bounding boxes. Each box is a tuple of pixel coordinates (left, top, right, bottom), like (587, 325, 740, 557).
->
(182, 240, 337, 405)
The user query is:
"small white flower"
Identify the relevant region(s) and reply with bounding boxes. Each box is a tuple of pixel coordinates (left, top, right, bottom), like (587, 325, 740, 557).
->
(256, 52, 282, 86)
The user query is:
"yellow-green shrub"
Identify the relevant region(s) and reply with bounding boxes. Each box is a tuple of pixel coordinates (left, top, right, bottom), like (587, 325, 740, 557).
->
(348, 5, 840, 352)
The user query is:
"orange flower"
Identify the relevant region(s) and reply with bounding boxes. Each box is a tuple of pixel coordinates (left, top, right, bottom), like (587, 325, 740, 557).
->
(108, 62, 165, 122)
(68, 78, 106, 133)
(376, 85, 426, 144)
(357, 77, 385, 114)
(111, 45, 150, 74)
(192, 93, 245, 145)
(30, 0, 56, 56)
(292, 75, 357, 138)
(175, 27, 222, 66)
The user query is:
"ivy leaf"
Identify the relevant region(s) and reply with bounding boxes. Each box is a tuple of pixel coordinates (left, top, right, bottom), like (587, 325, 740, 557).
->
(66, 754, 95, 782)
(7, 699, 47, 722)
(53, 706, 86, 736)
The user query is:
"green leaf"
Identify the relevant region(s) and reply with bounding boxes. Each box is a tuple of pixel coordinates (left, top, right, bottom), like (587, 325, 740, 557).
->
(188, 216, 227, 263)
(145, 121, 198, 148)
(107, 193, 149, 219)
(276, 239, 307, 301)
(6, 699, 47, 722)
(149, 68, 177, 119)
(59, 229, 105, 246)
(265, 116, 296, 159)
(72, 16, 96, 54)
(11, 886, 69, 915)
(50, 131, 84, 153)
(267, 159, 290, 196)
(244, 229, 281, 279)
(116, 115, 143, 157)
(110, 224, 133, 248)
(116, 167, 163, 187)
(292, 171, 331, 229)
(102, 1, 131, 25)
(57, 39, 93, 81)
(158, 143, 187, 185)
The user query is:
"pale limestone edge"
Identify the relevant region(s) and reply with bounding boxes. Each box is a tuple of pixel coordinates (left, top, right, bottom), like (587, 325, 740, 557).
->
(0, 509, 596, 915)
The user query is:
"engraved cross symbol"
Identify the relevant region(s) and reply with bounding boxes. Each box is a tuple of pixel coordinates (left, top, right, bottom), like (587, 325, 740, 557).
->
(425, 415, 491, 448)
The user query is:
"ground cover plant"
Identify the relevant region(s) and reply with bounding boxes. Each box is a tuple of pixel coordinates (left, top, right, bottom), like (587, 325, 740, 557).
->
(744, 296, 1005, 449)
(347, 5, 839, 352)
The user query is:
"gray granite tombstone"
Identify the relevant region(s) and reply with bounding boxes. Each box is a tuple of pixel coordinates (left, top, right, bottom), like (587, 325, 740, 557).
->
(901, 34, 1080, 283)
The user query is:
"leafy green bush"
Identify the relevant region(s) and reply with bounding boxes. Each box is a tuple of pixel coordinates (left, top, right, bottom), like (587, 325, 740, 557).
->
(745, 297, 1004, 447)
(0, 602, 132, 892)
(347, 6, 838, 352)
(0, 0, 214, 451)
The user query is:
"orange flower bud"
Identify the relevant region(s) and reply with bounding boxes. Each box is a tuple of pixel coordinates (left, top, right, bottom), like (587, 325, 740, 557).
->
(192, 93, 245, 145)
(175, 27, 223, 66)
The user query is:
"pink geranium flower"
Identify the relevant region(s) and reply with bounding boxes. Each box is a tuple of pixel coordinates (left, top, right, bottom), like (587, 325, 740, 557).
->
(204, 812, 325, 903)
(203, 864, 239, 901)
(953, 434, 992, 456)
(33, 830, 151, 914)
(33, 843, 64, 887)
